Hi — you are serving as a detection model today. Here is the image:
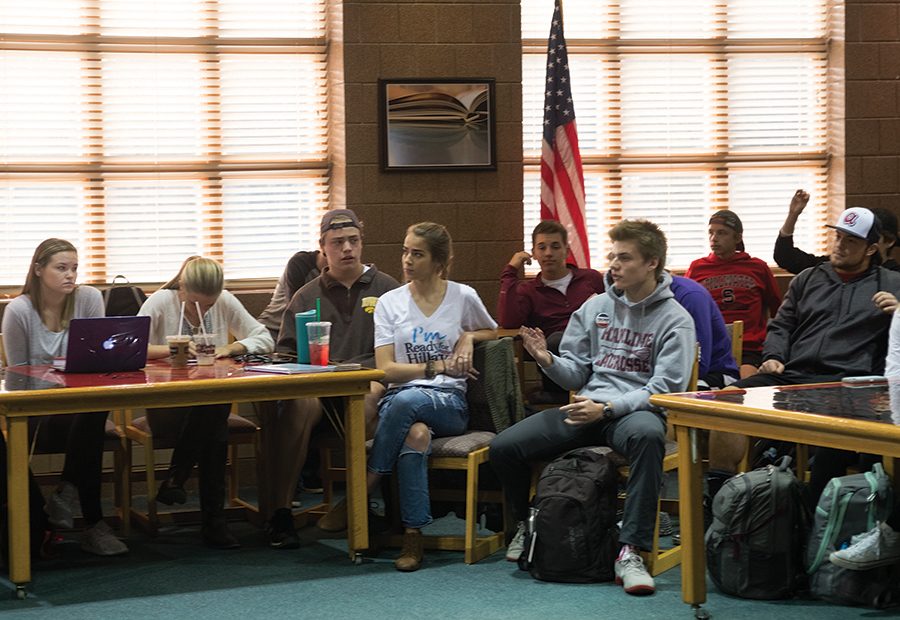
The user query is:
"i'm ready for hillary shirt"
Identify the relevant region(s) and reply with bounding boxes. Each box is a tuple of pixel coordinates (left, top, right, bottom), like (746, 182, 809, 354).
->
(374, 281, 497, 392)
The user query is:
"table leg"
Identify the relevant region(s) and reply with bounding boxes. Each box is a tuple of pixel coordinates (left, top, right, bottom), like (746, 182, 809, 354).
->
(7, 417, 31, 598)
(676, 424, 707, 613)
(884, 457, 900, 494)
(344, 394, 368, 563)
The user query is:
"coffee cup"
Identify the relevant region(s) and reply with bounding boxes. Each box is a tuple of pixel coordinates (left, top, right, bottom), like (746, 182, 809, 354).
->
(306, 321, 331, 366)
(194, 333, 217, 366)
(166, 335, 192, 369)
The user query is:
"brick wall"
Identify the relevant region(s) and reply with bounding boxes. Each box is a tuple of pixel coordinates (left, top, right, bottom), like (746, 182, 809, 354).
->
(845, 0, 900, 218)
(332, 0, 524, 311)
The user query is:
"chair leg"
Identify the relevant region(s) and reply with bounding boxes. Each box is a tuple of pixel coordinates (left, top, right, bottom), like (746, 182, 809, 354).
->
(464, 452, 480, 564)
(143, 438, 159, 530)
(228, 443, 239, 506)
(645, 503, 663, 575)
(120, 441, 132, 537)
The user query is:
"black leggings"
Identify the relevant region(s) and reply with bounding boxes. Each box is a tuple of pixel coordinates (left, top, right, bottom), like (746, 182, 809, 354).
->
(149, 404, 232, 523)
(32, 412, 108, 525)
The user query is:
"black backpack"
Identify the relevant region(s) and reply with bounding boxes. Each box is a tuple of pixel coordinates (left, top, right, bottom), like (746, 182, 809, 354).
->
(706, 456, 811, 599)
(102, 275, 147, 317)
(519, 448, 619, 583)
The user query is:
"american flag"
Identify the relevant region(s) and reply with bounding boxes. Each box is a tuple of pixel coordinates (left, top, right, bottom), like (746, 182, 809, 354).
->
(540, 0, 590, 268)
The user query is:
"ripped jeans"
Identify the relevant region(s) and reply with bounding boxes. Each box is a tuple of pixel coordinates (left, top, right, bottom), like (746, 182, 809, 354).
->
(368, 386, 468, 529)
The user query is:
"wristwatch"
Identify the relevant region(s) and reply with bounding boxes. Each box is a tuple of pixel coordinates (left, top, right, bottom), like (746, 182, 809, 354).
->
(602, 403, 614, 420)
(424, 359, 436, 379)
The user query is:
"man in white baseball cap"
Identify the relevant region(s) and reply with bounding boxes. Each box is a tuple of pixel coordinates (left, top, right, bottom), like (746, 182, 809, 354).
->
(706, 206, 900, 514)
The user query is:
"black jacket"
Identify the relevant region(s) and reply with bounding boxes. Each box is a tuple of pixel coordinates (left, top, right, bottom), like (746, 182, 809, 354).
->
(764, 262, 900, 378)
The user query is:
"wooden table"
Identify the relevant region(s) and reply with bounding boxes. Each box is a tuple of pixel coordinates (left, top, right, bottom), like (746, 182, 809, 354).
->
(650, 381, 900, 619)
(1, 361, 383, 599)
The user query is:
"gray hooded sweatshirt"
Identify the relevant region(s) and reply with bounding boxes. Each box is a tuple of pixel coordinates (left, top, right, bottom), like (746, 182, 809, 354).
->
(543, 271, 696, 418)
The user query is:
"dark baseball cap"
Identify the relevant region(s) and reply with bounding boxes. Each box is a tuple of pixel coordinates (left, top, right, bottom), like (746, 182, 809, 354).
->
(708, 210, 743, 235)
(320, 209, 362, 234)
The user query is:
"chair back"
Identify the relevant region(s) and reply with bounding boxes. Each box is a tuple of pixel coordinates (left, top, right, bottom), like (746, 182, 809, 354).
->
(726, 320, 744, 367)
(688, 343, 700, 391)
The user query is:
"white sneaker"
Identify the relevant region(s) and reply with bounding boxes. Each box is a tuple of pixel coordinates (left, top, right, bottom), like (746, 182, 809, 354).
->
(46, 482, 79, 530)
(615, 550, 656, 595)
(829, 522, 900, 570)
(80, 521, 129, 556)
(506, 521, 526, 562)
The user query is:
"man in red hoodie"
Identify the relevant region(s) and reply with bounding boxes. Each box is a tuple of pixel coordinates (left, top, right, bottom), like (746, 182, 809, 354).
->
(686, 210, 782, 378)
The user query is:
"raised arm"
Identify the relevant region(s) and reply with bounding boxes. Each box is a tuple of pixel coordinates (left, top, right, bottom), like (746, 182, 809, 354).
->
(773, 190, 827, 274)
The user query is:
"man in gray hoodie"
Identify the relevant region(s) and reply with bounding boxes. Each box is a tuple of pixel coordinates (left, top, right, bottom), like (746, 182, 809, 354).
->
(491, 219, 696, 596)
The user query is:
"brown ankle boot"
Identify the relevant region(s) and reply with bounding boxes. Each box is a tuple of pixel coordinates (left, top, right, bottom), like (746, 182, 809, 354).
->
(394, 530, 424, 572)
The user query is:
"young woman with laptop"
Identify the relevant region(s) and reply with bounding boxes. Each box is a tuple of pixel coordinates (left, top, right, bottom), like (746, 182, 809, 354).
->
(1, 238, 128, 556)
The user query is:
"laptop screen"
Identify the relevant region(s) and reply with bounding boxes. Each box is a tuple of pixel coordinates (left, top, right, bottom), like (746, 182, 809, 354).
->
(60, 316, 151, 373)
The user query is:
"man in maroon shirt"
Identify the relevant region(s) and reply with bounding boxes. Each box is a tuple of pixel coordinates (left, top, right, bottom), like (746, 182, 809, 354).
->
(498, 220, 605, 403)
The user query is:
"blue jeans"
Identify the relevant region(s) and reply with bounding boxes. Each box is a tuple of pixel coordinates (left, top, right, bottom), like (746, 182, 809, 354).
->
(368, 386, 469, 529)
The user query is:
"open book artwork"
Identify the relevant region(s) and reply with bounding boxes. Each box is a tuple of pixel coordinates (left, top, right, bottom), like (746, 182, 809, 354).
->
(388, 86, 489, 127)
(382, 80, 495, 169)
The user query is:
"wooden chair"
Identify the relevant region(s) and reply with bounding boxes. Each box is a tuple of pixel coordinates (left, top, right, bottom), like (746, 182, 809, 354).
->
(529, 345, 699, 576)
(122, 404, 260, 533)
(377, 337, 524, 563)
(726, 320, 744, 367)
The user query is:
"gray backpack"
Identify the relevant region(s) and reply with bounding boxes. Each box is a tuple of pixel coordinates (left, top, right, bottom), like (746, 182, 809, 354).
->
(706, 457, 811, 599)
(807, 463, 900, 608)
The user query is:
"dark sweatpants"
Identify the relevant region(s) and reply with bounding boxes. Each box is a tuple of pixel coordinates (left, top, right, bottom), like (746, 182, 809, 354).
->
(490, 407, 666, 551)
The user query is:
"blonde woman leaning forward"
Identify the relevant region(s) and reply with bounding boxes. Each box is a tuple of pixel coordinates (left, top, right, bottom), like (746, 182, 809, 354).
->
(138, 257, 273, 548)
(2, 238, 127, 556)
(366, 222, 496, 571)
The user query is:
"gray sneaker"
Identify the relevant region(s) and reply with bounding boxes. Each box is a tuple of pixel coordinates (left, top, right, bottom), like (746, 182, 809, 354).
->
(658, 511, 673, 537)
(830, 522, 900, 570)
(506, 521, 526, 562)
(46, 482, 79, 530)
(81, 521, 128, 556)
(80, 521, 129, 556)
(615, 550, 656, 595)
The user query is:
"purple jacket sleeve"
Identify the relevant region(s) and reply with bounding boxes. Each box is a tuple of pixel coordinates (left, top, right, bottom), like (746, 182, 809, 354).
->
(675, 289, 713, 378)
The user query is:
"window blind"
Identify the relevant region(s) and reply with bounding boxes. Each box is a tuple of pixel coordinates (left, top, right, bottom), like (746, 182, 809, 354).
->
(521, 0, 832, 272)
(0, 0, 328, 287)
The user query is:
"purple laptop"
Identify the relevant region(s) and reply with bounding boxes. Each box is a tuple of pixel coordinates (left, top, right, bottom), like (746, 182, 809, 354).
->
(56, 316, 151, 373)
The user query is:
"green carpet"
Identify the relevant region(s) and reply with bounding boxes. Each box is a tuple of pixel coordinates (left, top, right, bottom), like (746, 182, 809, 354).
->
(0, 516, 889, 620)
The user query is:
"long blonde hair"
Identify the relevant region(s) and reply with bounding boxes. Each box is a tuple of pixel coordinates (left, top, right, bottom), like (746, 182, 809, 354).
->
(22, 238, 79, 328)
(161, 256, 224, 296)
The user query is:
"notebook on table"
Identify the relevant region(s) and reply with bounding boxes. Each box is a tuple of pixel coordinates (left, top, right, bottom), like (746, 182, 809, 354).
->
(52, 316, 151, 373)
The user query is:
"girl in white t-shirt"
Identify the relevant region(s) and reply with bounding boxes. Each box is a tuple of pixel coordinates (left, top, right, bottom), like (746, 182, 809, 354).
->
(368, 222, 496, 571)
(1, 238, 127, 556)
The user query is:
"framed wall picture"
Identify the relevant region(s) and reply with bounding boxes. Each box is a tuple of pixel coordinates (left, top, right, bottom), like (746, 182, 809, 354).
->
(378, 78, 496, 171)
